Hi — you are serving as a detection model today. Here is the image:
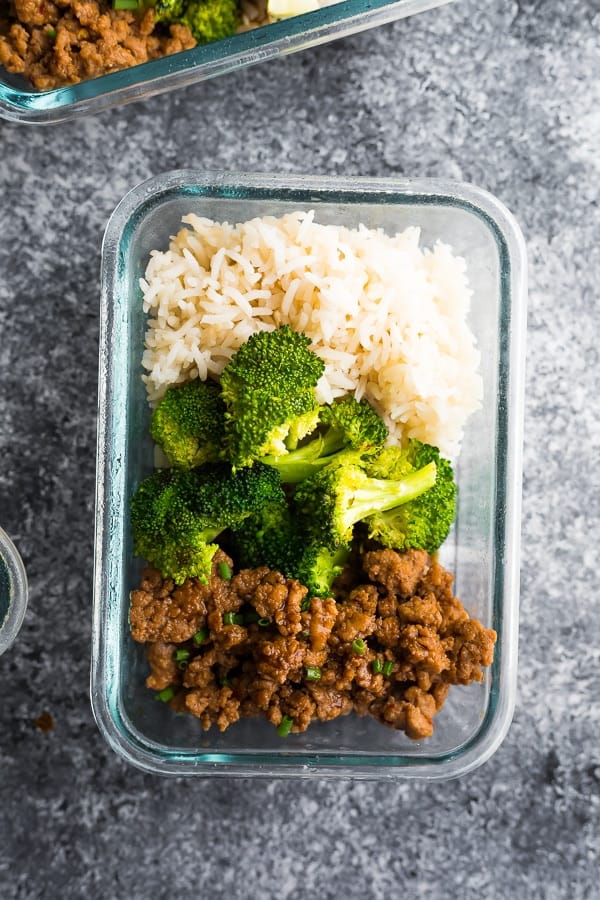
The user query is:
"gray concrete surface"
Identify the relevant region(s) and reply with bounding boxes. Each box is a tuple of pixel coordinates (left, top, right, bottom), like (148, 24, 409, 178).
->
(0, 1, 599, 897)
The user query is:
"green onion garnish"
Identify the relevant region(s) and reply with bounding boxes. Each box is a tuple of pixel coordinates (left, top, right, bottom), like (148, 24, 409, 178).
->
(372, 658, 383, 674)
(45, 26, 56, 38)
(193, 629, 208, 645)
(173, 649, 190, 662)
(223, 612, 244, 626)
(305, 666, 321, 681)
(218, 561, 232, 580)
(155, 686, 175, 702)
(351, 638, 366, 655)
(299, 630, 310, 641)
(258, 617, 271, 627)
(300, 597, 311, 612)
(243, 611, 260, 624)
(113, 0, 139, 8)
(382, 661, 394, 676)
(277, 715, 294, 737)
(177, 661, 188, 671)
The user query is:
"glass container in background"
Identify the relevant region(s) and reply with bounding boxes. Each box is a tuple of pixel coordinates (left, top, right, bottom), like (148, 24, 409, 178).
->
(0, 527, 28, 656)
(0, 0, 454, 123)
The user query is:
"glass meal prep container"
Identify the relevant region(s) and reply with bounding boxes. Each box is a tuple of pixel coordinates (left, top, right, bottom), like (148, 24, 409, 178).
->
(0, 0, 453, 124)
(91, 170, 527, 780)
(0, 526, 28, 657)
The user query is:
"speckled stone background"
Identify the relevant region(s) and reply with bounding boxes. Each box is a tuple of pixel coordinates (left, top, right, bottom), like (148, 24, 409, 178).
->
(1, 1, 599, 897)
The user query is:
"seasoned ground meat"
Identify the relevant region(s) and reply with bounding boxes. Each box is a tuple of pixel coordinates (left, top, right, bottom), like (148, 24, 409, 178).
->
(129, 549, 234, 643)
(131, 547, 497, 740)
(0, 0, 196, 90)
(145, 640, 178, 690)
(363, 547, 430, 597)
(0, 0, 270, 89)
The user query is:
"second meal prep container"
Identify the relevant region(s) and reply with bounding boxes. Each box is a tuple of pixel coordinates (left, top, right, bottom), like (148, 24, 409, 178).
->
(0, 0, 453, 123)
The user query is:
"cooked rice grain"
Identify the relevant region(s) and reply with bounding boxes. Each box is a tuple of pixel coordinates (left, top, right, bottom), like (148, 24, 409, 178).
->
(141, 211, 482, 458)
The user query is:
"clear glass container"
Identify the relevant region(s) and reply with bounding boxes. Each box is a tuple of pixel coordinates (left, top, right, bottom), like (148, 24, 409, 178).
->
(92, 170, 527, 779)
(0, 527, 28, 656)
(0, 0, 453, 123)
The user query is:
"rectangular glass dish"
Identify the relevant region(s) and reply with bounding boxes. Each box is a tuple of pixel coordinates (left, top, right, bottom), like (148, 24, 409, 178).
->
(92, 170, 527, 779)
(0, 0, 452, 123)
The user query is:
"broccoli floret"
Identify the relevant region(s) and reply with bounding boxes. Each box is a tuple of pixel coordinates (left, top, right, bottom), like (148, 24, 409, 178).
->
(293, 460, 438, 553)
(230, 501, 348, 599)
(293, 542, 350, 599)
(152, 0, 186, 24)
(364, 441, 457, 553)
(220, 326, 324, 467)
(181, 0, 240, 44)
(130, 468, 218, 584)
(262, 395, 388, 483)
(230, 500, 297, 574)
(150, 379, 226, 469)
(130, 462, 285, 584)
(319, 395, 388, 452)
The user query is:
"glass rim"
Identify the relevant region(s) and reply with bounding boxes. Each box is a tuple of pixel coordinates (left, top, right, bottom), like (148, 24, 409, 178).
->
(0, 526, 28, 656)
(0, 0, 454, 123)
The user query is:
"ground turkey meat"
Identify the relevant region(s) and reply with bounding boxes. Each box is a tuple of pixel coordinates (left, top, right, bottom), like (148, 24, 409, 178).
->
(131, 547, 497, 741)
(0, 0, 272, 89)
(0, 0, 196, 90)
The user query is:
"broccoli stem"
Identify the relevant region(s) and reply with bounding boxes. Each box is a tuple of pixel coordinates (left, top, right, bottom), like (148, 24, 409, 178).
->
(339, 462, 437, 534)
(262, 429, 349, 483)
(199, 526, 226, 544)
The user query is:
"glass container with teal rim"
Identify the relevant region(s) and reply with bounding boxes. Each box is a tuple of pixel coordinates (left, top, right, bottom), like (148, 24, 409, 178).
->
(0, 527, 28, 657)
(0, 0, 453, 123)
(92, 171, 527, 779)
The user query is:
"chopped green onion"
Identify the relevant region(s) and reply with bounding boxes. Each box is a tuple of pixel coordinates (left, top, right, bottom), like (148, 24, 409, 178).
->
(223, 612, 244, 626)
(113, 0, 139, 8)
(305, 666, 321, 682)
(155, 686, 175, 703)
(351, 638, 366, 655)
(258, 617, 271, 627)
(193, 628, 208, 645)
(277, 715, 294, 737)
(218, 561, 232, 580)
(177, 661, 188, 671)
(372, 658, 383, 674)
(244, 611, 260, 624)
(300, 597, 311, 612)
(45, 26, 56, 38)
(382, 661, 395, 676)
(298, 630, 310, 641)
(173, 649, 190, 662)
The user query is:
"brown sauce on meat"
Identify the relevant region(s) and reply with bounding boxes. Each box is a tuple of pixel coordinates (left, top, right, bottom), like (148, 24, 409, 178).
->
(0, 0, 271, 89)
(130, 546, 496, 740)
(0, 1, 197, 90)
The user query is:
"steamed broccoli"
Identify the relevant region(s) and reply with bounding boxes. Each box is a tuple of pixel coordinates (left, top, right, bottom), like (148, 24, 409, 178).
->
(293, 542, 350, 599)
(151, 0, 186, 24)
(293, 460, 438, 553)
(220, 326, 324, 468)
(229, 499, 297, 574)
(181, 0, 240, 44)
(150, 379, 226, 469)
(262, 395, 388, 483)
(230, 501, 349, 598)
(363, 441, 457, 553)
(130, 462, 285, 584)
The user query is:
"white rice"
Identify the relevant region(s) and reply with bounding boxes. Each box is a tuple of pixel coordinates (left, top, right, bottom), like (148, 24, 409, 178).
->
(140, 211, 482, 459)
